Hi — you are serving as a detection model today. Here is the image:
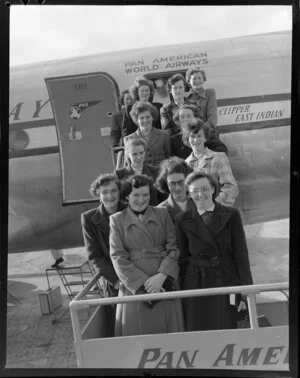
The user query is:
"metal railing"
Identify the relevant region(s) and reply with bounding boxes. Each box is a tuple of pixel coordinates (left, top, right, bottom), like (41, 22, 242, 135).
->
(69, 272, 288, 345)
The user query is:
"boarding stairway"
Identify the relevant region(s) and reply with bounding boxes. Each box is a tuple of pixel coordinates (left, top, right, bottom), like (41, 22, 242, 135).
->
(69, 273, 289, 370)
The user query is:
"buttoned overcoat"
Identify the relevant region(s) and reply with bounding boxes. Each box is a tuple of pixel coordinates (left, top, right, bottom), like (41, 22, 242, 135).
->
(81, 202, 127, 295)
(175, 203, 253, 331)
(109, 206, 184, 336)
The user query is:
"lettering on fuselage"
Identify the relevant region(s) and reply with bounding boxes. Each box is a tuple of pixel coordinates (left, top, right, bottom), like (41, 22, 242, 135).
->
(137, 344, 289, 369)
(124, 52, 208, 74)
(218, 101, 289, 126)
(9, 99, 50, 121)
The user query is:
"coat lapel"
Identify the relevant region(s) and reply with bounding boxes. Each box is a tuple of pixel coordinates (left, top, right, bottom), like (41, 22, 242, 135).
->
(166, 195, 196, 220)
(207, 203, 231, 239)
(124, 206, 158, 242)
(91, 203, 110, 234)
(92, 202, 127, 234)
(181, 206, 219, 253)
(147, 128, 161, 147)
(165, 195, 181, 220)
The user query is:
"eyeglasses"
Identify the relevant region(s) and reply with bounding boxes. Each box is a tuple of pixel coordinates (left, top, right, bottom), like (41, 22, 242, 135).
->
(167, 179, 185, 189)
(190, 188, 211, 195)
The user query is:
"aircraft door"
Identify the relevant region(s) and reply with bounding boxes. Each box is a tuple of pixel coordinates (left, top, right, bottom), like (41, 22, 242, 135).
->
(45, 73, 119, 204)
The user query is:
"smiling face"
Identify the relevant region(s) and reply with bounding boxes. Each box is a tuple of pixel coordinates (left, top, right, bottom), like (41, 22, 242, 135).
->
(128, 185, 150, 212)
(178, 108, 195, 129)
(188, 129, 206, 151)
(99, 181, 120, 213)
(188, 177, 214, 210)
(189, 71, 204, 91)
(137, 110, 153, 134)
(171, 80, 185, 101)
(127, 144, 146, 169)
(138, 85, 151, 102)
(167, 172, 187, 202)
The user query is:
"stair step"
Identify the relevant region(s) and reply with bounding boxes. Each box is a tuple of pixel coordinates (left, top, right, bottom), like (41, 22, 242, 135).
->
(63, 280, 90, 286)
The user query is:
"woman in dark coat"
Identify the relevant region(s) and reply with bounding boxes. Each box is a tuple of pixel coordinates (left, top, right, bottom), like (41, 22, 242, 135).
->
(81, 174, 127, 297)
(156, 156, 194, 223)
(109, 174, 184, 337)
(110, 90, 134, 147)
(122, 77, 163, 137)
(175, 171, 253, 332)
(114, 138, 159, 205)
(171, 103, 228, 158)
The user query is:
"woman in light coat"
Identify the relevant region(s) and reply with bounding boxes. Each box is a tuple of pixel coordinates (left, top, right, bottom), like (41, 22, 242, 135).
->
(184, 120, 238, 206)
(109, 174, 184, 336)
(123, 102, 171, 167)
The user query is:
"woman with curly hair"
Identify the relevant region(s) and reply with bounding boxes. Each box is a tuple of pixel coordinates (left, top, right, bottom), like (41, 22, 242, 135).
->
(114, 138, 160, 205)
(109, 174, 184, 336)
(156, 157, 195, 223)
(160, 73, 199, 136)
(171, 103, 228, 159)
(81, 174, 127, 298)
(122, 77, 163, 137)
(186, 68, 218, 135)
(184, 119, 238, 207)
(123, 102, 171, 167)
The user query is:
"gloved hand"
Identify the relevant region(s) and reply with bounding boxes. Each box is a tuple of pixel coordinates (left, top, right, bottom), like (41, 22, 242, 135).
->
(135, 285, 154, 309)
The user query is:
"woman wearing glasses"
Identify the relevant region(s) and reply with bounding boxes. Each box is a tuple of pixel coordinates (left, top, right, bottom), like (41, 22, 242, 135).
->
(175, 171, 253, 332)
(155, 157, 194, 223)
(184, 119, 238, 207)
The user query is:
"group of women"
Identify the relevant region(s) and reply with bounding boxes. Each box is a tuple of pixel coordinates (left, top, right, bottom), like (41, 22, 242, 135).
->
(81, 69, 253, 337)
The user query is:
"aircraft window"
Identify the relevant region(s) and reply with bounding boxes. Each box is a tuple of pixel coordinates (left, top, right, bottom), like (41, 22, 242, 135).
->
(145, 69, 190, 91)
(9, 130, 29, 151)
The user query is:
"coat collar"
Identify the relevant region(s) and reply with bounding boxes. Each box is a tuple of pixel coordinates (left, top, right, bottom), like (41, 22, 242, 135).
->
(181, 202, 231, 253)
(165, 195, 195, 215)
(124, 206, 159, 231)
(206, 202, 232, 239)
(92, 202, 126, 227)
(186, 147, 215, 167)
(187, 88, 206, 99)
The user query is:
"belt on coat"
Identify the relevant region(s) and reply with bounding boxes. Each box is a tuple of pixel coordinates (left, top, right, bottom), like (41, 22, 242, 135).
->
(182, 255, 221, 268)
(129, 247, 167, 260)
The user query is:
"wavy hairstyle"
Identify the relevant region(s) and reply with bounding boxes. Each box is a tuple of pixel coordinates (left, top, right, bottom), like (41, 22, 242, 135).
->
(155, 156, 193, 194)
(120, 89, 133, 106)
(185, 68, 207, 89)
(129, 77, 155, 102)
(172, 103, 201, 126)
(124, 137, 147, 165)
(121, 174, 153, 199)
(166, 73, 186, 92)
(89, 173, 122, 198)
(130, 101, 159, 125)
(182, 119, 211, 148)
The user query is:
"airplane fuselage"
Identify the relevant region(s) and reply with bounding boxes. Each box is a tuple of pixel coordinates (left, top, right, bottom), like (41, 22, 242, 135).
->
(8, 30, 291, 252)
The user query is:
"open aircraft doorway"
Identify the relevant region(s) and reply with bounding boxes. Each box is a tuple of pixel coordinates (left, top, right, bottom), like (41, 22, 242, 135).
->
(45, 73, 120, 205)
